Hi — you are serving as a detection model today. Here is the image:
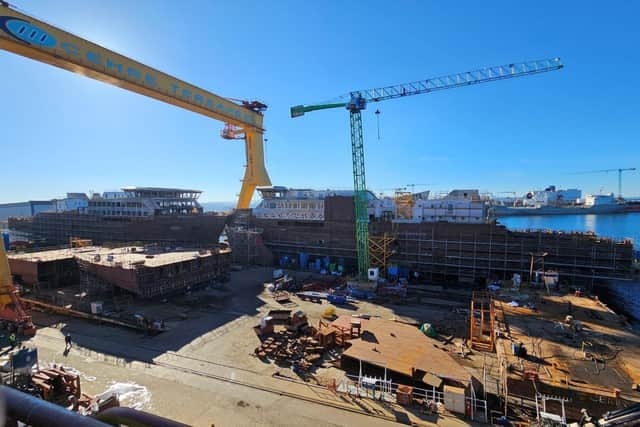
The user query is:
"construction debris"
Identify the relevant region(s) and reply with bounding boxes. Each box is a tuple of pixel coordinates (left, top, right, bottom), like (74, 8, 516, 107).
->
(254, 311, 324, 374)
(5, 350, 118, 416)
(273, 290, 291, 304)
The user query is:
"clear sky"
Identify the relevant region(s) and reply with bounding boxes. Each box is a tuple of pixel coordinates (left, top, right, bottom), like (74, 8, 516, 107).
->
(1, 0, 639, 203)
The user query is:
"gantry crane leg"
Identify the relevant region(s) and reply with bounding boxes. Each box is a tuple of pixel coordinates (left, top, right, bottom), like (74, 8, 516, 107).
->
(236, 130, 272, 209)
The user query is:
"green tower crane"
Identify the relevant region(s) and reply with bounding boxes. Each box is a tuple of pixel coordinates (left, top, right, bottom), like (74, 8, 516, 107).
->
(291, 58, 563, 278)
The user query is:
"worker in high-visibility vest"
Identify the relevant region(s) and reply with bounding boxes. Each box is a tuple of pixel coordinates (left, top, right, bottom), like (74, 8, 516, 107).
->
(8, 332, 17, 350)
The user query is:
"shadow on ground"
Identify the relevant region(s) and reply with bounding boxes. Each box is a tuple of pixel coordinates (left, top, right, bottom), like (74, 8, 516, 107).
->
(33, 268, 271, 363)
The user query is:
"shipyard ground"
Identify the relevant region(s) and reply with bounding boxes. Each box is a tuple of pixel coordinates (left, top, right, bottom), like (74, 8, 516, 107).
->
(16, 267, 478, 427)
(12, 267, 640, 426)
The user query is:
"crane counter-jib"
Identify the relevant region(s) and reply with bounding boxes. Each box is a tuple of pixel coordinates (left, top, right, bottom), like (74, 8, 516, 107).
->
(0, 5, 263, 130)
(290, 102, 348, 117)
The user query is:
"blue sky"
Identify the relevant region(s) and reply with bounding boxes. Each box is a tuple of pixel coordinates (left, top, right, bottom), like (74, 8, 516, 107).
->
(1, 0, 639, 203)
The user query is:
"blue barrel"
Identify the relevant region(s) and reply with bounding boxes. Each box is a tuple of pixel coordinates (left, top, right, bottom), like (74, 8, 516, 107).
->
(2, 232, 9, 250)
(327, 294, 347, 305)
(315, 259, 322, 270)
(388, 265, 398, 277)
(299, 252, 308, 270)
(350, 288, 373, 300)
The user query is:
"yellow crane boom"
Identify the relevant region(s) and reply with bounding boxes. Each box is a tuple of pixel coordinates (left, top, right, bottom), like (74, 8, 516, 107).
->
(0, 239, 35, 335)
(0, 3, 271, 208)
(0, 241, 12, 295)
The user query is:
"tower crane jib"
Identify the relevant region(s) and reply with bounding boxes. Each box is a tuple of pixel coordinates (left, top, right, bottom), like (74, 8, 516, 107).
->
(291, 58, 563, 278)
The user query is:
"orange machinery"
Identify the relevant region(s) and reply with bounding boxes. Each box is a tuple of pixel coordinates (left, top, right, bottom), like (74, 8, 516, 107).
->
(0, 240, 35, 336)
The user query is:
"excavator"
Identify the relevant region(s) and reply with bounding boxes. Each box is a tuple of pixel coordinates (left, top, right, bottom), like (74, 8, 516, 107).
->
(0, 1, 275, 333)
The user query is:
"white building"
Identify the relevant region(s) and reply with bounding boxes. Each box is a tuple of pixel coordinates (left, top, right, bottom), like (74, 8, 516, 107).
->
(584, 193, 616, 206)
(55, 193, 89, 212)
(522, 186, 582, 207)
(412, 198, 486, 223)
(410, 190, 486, 223)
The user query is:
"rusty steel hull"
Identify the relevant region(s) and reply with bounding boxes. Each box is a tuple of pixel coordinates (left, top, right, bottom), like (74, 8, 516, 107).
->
(233, 196, 635, 284)
(9, 212, 229, 246)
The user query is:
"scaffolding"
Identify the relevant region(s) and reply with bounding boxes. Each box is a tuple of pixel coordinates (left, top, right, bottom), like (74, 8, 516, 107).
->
(225, 209, 273, 266)
(226, 226, 264, 265)
(225, 200, 634, 284)
(368, 233, 395, 277)
(470, 291, 495, 352)
(391, 226, 633, 285)
(260, 222, 633, 284)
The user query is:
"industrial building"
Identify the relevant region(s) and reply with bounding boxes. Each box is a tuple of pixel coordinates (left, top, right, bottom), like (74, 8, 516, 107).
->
(332, 315, 471, 388)
(327, 315, 480, 417)
(0, 200, 55, 221)
(8, 245, 231, 298)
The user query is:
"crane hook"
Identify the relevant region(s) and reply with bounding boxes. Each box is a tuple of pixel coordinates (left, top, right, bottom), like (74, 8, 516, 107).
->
(375, 109, 381, 140)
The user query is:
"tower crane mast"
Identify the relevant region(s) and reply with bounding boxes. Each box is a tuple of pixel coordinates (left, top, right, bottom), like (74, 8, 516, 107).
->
(570, 168, 636, 199)
(291, 58, 563, 278)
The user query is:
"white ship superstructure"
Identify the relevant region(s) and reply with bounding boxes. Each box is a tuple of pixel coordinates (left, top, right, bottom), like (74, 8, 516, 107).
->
(253, 186, 488, 224)
(85, 187, 203, 217)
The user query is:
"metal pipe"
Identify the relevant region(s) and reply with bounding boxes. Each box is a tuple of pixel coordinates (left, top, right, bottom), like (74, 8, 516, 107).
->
(95, 407, 190, 427)
(1, 385, 188, 427)
(0, 385, 109, 427)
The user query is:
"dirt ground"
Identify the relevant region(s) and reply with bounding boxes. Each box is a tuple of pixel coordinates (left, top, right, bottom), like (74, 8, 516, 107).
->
(12, 267, 481, 427)
(495, 286, 640, 400)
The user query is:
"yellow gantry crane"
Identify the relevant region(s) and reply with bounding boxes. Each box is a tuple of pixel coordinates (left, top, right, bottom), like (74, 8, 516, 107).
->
(0, 233, 35, 335)
(0, 2, 272, 331)
(0, 2, 271, 209)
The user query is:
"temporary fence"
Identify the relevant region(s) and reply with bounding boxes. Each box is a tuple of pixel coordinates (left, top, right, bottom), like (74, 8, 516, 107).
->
(338, 373, 488, 423)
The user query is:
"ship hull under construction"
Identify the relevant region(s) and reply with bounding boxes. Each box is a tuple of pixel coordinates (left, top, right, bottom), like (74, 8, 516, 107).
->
(229, 196, 634, 285)
(9, 212, 229, 246)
